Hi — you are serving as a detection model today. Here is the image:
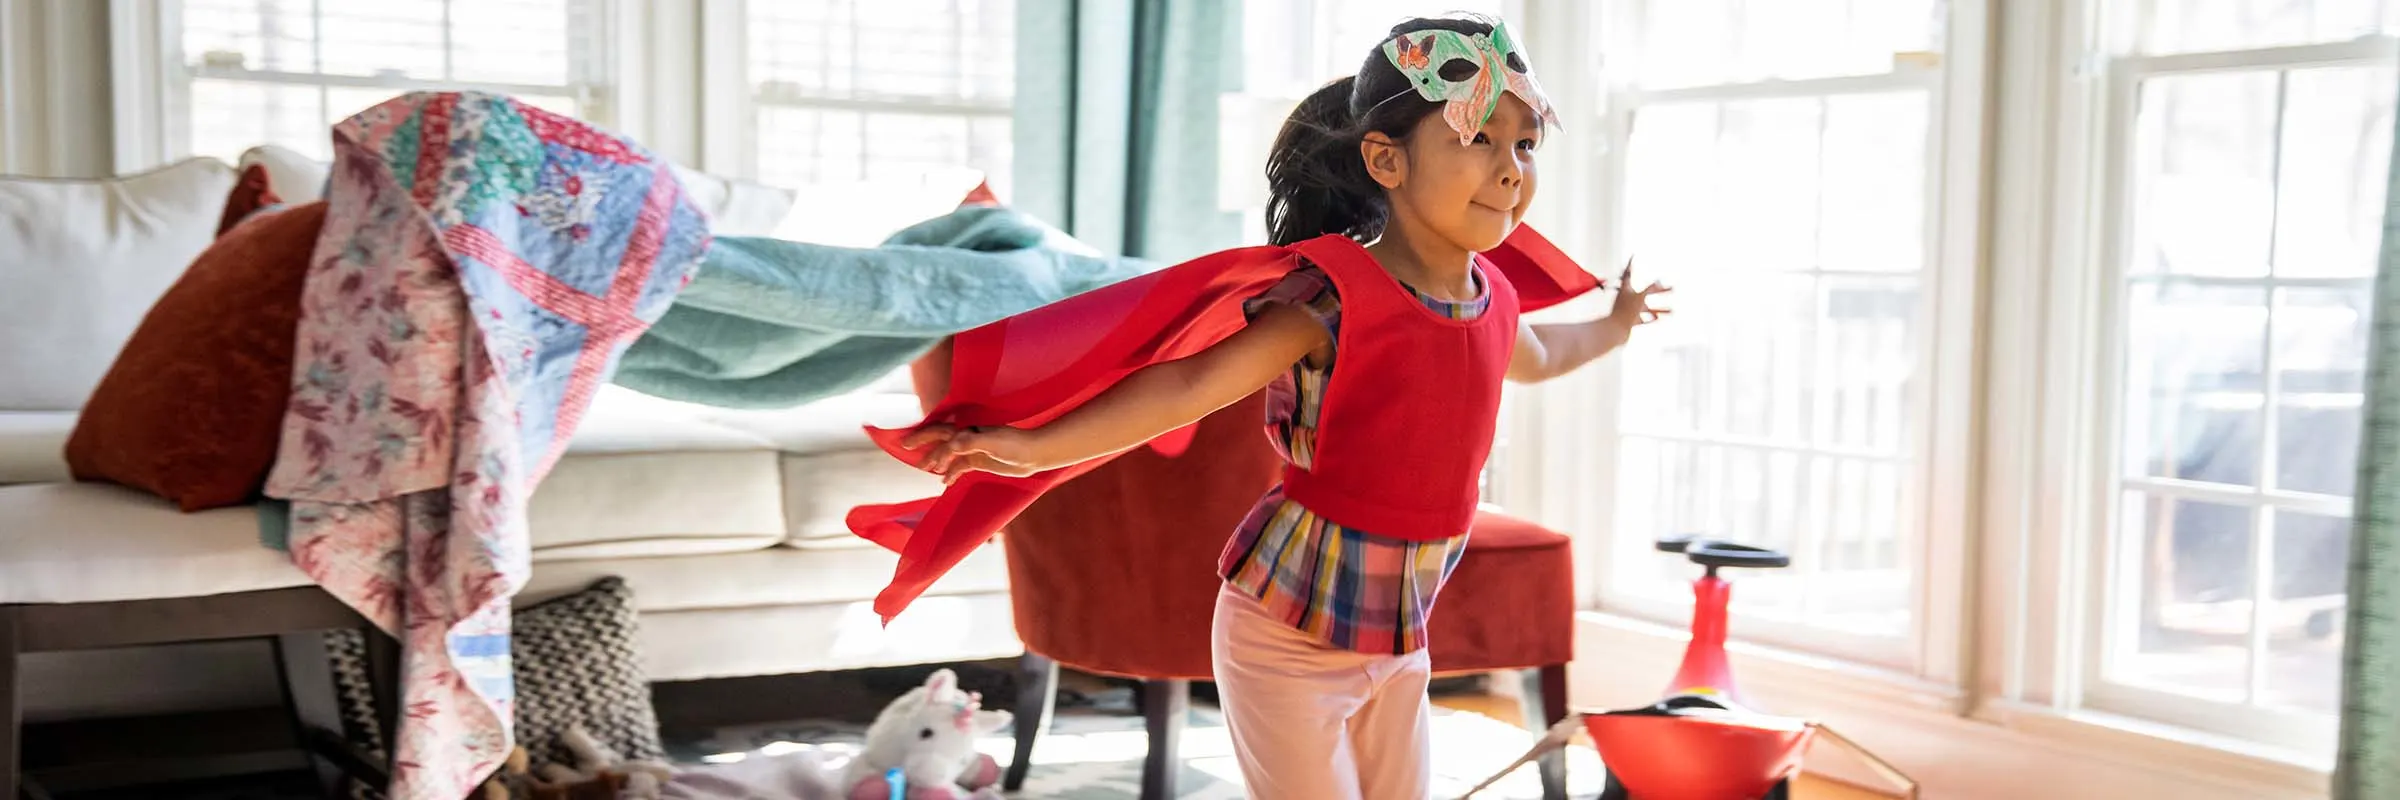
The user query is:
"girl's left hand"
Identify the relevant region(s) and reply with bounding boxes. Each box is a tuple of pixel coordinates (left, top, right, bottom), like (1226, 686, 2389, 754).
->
(901, 424, 1049, 484)
(1611, 260, 1672, 328)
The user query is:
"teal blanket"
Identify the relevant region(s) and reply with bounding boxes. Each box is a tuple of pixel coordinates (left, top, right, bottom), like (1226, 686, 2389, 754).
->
(614, 206, 1156, 408)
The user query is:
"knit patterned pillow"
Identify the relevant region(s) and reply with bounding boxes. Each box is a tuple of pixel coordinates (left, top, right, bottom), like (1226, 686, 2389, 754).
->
(509, 576, 666, 767)
(328, 575, 662, 796)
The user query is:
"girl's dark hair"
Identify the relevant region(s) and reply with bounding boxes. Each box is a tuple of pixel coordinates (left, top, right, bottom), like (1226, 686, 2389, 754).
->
(1264, 16, 1497, 246)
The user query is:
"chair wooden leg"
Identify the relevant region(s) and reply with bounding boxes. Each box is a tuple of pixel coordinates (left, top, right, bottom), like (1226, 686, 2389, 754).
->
(1521, 665, 1570, 800)
(3, 607, 20, 800)
(1140, 679, 1187, 800)
(1004, 653, 1057, 791)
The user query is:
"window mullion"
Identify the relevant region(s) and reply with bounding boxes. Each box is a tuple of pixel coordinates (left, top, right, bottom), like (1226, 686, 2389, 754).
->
(2128, 273, 2375, 290)
(2248, 503, 2277, 705)
(2240, 66, 2293, 709)
(1627, 69, 1936, 106)
(751, 85, 1008, 115)
(1797, 93, 1832, 624)
(2116, 36, 2400, 79)
(441, 0, 454, 82)
(190, 64, 576, 98)
(2119, 475, 2355, 516)
(311, 0, 326, 149)
(308, 0, 322, 75)
(848, 4, 865, 182)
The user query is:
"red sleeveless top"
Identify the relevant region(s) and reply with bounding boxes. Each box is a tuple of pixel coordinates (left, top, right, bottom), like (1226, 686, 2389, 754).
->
(851, 226, 1594, 621)
(1277, 236, 1521, 541)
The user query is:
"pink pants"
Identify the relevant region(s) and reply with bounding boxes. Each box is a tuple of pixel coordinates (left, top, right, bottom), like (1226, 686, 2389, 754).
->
(1210, 584, 1433, 800)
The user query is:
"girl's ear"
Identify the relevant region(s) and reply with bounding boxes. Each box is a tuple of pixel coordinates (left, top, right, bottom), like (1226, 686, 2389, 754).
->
(1361, 131, 1406, 190)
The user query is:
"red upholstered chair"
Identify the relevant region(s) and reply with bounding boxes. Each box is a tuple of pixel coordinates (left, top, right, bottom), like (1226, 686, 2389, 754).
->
(909, 342, 1573, 800)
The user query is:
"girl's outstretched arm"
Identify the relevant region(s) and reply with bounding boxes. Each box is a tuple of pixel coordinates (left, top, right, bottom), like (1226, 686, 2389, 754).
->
(904, 303, 1331, 483)
(1508, 261, 1670, 383)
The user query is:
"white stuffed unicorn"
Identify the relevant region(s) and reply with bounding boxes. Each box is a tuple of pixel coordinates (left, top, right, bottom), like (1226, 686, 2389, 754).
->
(840, 668, 1012, 800)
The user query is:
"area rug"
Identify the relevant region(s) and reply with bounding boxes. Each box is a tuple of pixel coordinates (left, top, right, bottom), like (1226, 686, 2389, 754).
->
(670, 704, 1610, 799)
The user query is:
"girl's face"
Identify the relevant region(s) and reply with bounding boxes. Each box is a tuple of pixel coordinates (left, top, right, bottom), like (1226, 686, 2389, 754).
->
(1363, 94, 1542, 254)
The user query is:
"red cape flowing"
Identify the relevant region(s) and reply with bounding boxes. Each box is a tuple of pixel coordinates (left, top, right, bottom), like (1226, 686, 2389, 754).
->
(848, 225, 1600, 621)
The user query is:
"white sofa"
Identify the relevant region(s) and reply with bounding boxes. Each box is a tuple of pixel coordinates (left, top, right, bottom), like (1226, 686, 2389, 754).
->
(0, 149, 1018, 724)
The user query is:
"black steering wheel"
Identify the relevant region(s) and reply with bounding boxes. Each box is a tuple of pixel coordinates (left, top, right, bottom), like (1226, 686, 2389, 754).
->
(1654, 534, 1791, 569)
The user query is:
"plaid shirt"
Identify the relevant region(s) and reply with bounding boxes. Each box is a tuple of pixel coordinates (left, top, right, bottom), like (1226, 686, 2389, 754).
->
(1216, 263, 1488, 655)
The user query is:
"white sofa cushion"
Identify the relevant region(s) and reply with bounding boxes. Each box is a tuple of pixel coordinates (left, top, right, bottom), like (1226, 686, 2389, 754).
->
(494, 386, 944, 557)
(782, 449, 944, 546)
(528, 450, 787, 559)
(671, 166, 799, 237)
(0, 386, 795, 560)
(772, 169, 987, 247)
(689, 390, 926, 455)
(633, 593, 1018, 682)
(526, 385, 785, 558)
(567, 384, 778, 453)
(0, 159, 239, 410)
(518, 539, 1008, 612)
(0, 482, 309, 604)
(0, 384, 929, 560)
(0, 411, 77, 484)
(238, 144, 328, 202)
(681, 390, 938, 546)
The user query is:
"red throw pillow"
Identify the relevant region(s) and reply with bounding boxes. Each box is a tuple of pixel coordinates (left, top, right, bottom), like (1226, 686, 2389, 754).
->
(216, 163, 284, 236)
(961, 180, 1000, 208)
(65, 201, 326, 511)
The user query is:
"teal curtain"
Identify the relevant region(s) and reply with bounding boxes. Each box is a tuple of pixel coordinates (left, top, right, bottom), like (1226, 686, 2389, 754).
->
(2338, 74, 2400, 800)
(1014, 0, 1243, 261)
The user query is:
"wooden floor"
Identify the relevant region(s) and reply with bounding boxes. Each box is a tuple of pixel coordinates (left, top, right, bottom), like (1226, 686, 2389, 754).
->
(1430, 691, 1897, 800)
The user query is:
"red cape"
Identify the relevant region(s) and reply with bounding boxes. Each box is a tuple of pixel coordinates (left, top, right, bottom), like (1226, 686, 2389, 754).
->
(848, 225, 1600, 621)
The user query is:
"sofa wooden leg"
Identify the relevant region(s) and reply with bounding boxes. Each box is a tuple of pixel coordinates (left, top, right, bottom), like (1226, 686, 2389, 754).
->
(1140, 679, 1187, 800)
(0, 608, 48, 800)
(3, 606, 19, 800)
(364, 626, 401, 752)
(275, 631, 351, 797)
(1004, 653, 1056, 791)
(1521, 665, 1570, 800)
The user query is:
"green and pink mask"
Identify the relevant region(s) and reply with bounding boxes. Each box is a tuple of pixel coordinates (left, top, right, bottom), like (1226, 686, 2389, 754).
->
(1378, 21, 1559, 146)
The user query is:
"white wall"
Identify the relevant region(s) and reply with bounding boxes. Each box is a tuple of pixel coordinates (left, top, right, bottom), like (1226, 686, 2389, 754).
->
(1, 0, 117, 178)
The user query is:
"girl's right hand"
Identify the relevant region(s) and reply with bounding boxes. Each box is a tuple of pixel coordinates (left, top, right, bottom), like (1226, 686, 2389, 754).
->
(901, 424, 1049, 483)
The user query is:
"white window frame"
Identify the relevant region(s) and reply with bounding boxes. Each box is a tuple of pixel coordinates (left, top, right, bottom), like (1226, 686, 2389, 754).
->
(1525, 0, 1983, 677)
(109, 0, 617, 172)
(2077, 27, 2398, 756)
(1541, 1, 2339, 792)
(695, 0, 1015, 187)
(1193, 0, 1530, 247)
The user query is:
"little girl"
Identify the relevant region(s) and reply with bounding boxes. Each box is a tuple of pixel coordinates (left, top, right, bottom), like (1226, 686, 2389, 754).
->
(860, 15, 1666, 800)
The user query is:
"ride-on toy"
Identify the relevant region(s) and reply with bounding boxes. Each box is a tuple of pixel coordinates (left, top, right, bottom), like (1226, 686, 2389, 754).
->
(1457, 536, 1917, 800)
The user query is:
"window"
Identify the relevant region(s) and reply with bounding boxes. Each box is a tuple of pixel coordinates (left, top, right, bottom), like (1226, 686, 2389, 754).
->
(1221, 0, 1515, 245)
(170, 0, 608, 163)
(1215, 0, 1519, 501)
(2087, 0, 2396, 746)
(1581, 0, 1950, 664)
(743, 0, 1015, 197)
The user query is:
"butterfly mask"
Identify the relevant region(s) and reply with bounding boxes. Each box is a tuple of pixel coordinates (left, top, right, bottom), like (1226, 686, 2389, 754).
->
(1378, 21, 1560, 146)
